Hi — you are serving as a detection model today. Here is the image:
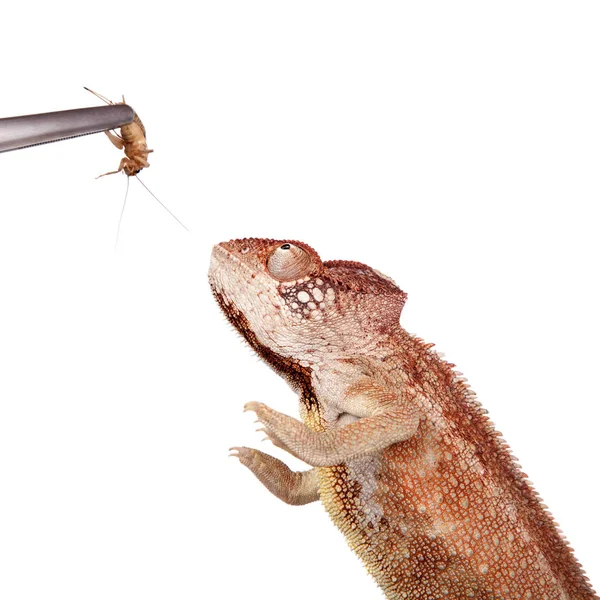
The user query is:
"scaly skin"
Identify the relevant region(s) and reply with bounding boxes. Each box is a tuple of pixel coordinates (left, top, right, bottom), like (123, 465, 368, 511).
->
(209, 237, 597, 600)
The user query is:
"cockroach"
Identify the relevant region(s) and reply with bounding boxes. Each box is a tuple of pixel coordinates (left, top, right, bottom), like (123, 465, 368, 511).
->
(84, 87, 187, 242)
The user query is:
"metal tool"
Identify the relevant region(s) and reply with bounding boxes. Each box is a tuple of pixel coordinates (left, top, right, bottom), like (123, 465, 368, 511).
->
(0, 104, 135, 153)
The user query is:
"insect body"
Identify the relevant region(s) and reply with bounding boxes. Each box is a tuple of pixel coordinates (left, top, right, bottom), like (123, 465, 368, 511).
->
(84, 87, 153, 178)
(84, 87, 188, 241)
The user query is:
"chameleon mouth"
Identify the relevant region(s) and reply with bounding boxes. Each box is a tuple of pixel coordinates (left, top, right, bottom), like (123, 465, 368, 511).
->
(209, 284, 253, 341)
(211, 242, 238, 259)
(209, 242, 237, 268)
(208, 245, 240, 297)
(208, 243, 271, 344)
(209, 280, 317, 400)
(208, 242, 250, 286)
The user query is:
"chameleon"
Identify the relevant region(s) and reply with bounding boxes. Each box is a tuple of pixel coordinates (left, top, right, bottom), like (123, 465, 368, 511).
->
(208, 237, 598, 600)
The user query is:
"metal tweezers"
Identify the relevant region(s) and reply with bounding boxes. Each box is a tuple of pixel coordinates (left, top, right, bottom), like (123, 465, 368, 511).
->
(0, 104, 135, 153)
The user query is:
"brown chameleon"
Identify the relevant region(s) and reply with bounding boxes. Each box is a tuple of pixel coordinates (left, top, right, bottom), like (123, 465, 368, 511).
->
(208, 237, 597, 600)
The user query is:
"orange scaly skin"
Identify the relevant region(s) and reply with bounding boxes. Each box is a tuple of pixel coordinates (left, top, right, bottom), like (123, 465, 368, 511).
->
(209, 238, 597, 600)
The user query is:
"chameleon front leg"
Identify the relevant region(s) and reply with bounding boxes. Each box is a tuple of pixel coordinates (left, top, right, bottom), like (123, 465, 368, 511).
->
(244, 384, 420, 468)
(230, 447, 319, 505)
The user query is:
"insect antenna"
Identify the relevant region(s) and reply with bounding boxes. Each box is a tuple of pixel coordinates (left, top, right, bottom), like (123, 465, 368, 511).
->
(115, 175, 130, 250)
(135, 175, 189, 231)
(83, 87, 114, 105)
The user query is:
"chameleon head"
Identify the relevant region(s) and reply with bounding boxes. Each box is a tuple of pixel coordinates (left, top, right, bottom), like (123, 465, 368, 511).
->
(209, 238, 408, 364)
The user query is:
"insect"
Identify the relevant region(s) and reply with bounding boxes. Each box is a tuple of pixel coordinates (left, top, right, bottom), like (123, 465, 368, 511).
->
(84, 87, 187, 242)
(83, 87, 153, 178)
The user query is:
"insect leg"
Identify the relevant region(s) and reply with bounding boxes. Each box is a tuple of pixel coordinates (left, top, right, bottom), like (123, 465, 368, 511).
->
(96, 158, 127, 179)
(104, 130, 124, 150)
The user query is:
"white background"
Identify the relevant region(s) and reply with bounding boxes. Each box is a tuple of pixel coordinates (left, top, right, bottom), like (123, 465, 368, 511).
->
(1, 2, 599, 599)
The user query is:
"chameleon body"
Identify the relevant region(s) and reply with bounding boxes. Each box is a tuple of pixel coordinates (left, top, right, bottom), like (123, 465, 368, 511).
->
(208, 237, 597, 600)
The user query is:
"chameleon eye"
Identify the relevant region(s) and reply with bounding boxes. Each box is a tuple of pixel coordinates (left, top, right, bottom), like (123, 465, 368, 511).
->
(267, 243, 313, 281)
